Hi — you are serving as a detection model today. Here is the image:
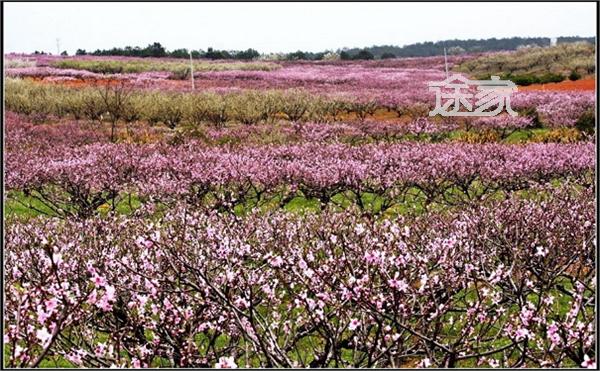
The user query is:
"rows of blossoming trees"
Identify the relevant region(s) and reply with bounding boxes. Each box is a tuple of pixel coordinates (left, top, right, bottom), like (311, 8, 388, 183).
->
(3, 53, 596, 368)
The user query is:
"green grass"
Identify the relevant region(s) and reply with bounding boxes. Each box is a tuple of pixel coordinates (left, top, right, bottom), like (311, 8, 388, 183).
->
(283, 196, 322, 213)
(4, 191, 143, 220)
(4, 345, 75, 368)
(38, 356, 75, 368)
(5, 176, 582, 221)
(504, 128, 544, 143)
(4, 192, 56, 219)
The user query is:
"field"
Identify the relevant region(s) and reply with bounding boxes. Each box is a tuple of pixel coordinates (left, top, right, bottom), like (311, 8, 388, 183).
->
(455, 43, 595, 85)
(3, 48, 596, 369)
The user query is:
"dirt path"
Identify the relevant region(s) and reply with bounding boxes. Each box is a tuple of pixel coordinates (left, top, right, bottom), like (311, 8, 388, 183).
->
(518, 78, 595, 92)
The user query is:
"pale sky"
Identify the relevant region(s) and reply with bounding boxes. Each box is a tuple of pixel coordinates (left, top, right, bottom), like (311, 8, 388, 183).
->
(3, 2, 597, 55)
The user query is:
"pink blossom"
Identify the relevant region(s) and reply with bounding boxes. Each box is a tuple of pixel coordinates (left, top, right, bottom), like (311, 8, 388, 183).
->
(215, 356, 237, 368)
(515, 327, 531, 341)
(91, 275, 106, 287)
(36, 327, 52, 346)
(268, 256, 284, 267)
(65, 351, 83, 365)
(535, 246, 548, 257)
(104, 285, 116, 302)
(87, 289, 98, 305)
(234, 297, 250, 310)
(418, 358, 432, 368)
(51, 253, 63, 266)
(95, 342, 106, 357)
(37, 306, 50, 323)
(488, 358, 500, 368)
(132, 358, 141, 368)
(582, 355, 596, 369)
(388, 274, 409, 293)
(348, 318, 360, 331)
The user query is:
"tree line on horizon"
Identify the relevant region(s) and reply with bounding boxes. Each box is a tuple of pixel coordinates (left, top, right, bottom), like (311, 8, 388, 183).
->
(32, 36, 595, 61)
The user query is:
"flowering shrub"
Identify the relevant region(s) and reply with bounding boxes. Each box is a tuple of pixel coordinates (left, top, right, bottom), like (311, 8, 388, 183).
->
(4, 112, 109, 151)
(4, 184, 595, 367)
(4, 57, 37, 68)
(6, 141, 594, 217)
(50, 58, 281, 74)
(6, 68, 595, 129)
(4, 52, 596, 369)
(455, 43, 595, 79)
(468, 115, 535, 139)
(4, 66, 102, 80)
(512, 91, 595, 127)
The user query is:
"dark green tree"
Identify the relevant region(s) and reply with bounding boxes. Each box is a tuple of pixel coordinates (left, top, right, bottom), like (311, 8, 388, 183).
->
(354, 49, 374, 60)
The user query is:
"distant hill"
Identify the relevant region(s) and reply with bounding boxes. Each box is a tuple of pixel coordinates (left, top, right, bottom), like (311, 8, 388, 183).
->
(341, 36, 596, 59)
(454, 42, 595, 85)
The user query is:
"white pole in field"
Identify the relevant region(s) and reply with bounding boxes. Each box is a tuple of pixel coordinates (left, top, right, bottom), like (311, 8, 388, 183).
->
(56, 38, 61, 56)
(189, 51, 195, 91)
(444, 47, 449, 79)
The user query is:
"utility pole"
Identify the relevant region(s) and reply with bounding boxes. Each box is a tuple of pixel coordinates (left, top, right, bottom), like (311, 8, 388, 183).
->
(56, 38, 60, 56)
(444, 47, 449, 79)
(189, 51, 195, 91)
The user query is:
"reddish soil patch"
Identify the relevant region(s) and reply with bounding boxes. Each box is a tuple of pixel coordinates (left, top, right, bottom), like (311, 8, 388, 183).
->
(27, 76, 126, 88)
(337, 108, 404, 122)
(519, 78, 595, 92)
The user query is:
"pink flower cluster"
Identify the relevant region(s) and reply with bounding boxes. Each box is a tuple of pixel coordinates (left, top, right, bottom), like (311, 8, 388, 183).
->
(4, 183, 595, 367)
(6, 55, 595, 128)
(3, 51, 596, 369)
(512, 91, 595, 127)
(6, 140, 594, 217)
